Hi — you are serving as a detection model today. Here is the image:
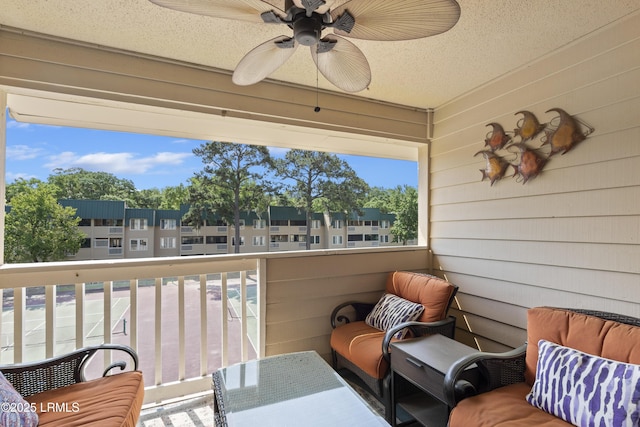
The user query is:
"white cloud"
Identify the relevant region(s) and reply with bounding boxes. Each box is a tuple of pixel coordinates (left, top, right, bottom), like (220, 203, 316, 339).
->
(44, 151, 193, 174)
(6, 120, 31, 130)
(6, 171, 39, 182)
(7, 145, 44, 160)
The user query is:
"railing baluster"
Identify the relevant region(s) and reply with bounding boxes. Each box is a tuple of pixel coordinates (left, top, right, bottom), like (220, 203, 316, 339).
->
(199, 274, 207, 376)
(13, 287, 25, 363)
(103, 280, 113, 370)
(129, 279, 138, 352)
(221, 272, 228, 367)
(155, 277, 162, 386)
(257, 259, 267, 358)
(240, 271, 248, 362)
(178, 275, 185, 381)
(75, 283, 85, 349)
(45, 285, 56, 358)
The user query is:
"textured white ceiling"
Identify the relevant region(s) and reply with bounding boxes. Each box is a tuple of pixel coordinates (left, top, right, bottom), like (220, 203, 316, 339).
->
(2, 0, 639, 108)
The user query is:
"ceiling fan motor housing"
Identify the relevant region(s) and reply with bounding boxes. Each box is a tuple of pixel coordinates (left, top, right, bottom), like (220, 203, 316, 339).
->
(292, 13, 324, 46)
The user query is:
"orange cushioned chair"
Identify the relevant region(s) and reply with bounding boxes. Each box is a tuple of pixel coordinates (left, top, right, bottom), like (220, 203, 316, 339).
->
(330, 271, 458, 420)
(1, 344, 144, 427)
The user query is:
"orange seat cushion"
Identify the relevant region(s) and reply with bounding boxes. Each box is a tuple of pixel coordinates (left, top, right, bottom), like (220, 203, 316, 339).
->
(449, 383, 572, 427)
(26, 371, 144, 427)
(330, 321, 388, 379)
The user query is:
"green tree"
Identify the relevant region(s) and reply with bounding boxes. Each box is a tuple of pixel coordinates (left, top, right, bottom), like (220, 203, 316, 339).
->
(47, 168, 137, 203)
(365, 185, 418, 245)
(5, 177, 44, 204)
(5, 185, 86, 263)
(159, 184, 189, 210)
(190, 141, 273, 253)
(273, 150, 369, 250)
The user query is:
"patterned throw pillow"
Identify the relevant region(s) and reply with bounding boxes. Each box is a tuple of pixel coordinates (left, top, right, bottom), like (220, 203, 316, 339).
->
(365, 293, 425, 339)
(526, 339, 640, 427)
(0, 371, 39, 427)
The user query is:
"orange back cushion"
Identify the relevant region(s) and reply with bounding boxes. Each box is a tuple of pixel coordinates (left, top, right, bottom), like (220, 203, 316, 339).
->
(385, 271, 455, 323)
(525, 307, 640, 385)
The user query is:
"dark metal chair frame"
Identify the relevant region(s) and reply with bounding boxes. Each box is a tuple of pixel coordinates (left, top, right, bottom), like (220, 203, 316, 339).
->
(330, 276, 458, 420)
(443, 308, 640, 408)
(0, 343, 139, 398)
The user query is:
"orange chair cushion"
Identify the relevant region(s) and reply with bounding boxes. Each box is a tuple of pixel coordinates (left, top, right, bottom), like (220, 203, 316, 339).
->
(330, 321, 388, 379)
(449, 382, 572, 427)
(385, 271, 455, 322)
(26, 371, 144, 427)
(525, 307, 640, 385)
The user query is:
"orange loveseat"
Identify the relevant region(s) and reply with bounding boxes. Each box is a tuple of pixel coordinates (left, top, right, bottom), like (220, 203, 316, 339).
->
(330, 271, 458, 419)
(445, 307, 640, 426)
(1, 344, 144, 427)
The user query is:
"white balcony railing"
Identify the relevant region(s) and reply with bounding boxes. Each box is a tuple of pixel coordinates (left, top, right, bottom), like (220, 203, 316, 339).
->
(0, 255, 265, 404)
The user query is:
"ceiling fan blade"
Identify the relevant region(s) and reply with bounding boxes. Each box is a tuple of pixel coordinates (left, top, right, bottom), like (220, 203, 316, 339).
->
(292, 0, 335, 15)
(148, 0, 285, 23)
(311, 35, 370, 93)
(233, 36, 299, 86)
(330, 0, 460, 41)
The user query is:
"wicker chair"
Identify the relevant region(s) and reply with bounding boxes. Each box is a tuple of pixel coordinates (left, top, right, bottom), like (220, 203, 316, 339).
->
(1, 344, 144, 427)
(444, 308, 640, 427)
(330, 271, 458, 421)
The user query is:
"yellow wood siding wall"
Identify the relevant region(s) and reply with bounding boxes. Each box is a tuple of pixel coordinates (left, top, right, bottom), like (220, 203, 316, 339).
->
(431, 12, 640, 352)
(263, 247, 430, 360)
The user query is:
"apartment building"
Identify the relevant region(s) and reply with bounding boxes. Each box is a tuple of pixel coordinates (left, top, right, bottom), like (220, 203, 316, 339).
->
(54, 200, 402, 260)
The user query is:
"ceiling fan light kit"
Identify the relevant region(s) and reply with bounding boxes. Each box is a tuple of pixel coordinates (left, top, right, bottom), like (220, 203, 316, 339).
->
(149, 0, 461, 92)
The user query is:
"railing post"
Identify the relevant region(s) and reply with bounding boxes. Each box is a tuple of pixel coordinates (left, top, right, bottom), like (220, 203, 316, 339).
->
(199, 274, 208, 376)
(13, 288, 25, 363)
(240, 270, 248, 362)
(221, 272, 228, 367)
(178, 276, 185, 381)
(75, 283, 85, 349)
(45, 285, 56, 358)
(257, 258, 267, 358)
(154, 277, 162, 386)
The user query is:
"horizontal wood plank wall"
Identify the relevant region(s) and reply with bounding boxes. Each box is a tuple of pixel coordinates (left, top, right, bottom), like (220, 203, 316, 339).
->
(263, 248, 430, 360)
(431, 12, 640, 352)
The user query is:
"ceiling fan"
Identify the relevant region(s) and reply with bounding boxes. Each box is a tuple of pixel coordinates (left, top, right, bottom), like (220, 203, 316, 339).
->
(148, 0, 461, 92)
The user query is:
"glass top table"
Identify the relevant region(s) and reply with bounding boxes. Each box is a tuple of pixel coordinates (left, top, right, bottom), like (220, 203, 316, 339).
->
(212, 351, 390, 427)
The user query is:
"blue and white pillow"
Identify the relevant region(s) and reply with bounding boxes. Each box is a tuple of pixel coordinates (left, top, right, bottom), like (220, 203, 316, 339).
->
(0, 371, 39, 427)
(365, 293, 424, 339)
(526, 339, 640, 427)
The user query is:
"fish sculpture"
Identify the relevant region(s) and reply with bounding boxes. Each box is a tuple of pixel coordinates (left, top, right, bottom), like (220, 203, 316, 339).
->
(508, 143, 547, 184)
(484, 122, 511, 151)
(475, 150, 510, 186)
(543, 108, 593, 156)
(514, 110, 546, 141)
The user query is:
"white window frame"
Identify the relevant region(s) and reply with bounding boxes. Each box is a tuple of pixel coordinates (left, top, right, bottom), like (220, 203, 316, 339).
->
(253, 219, 266, 229)
(252, 236, 266, 246)
(160, 237, 176, 249)
(160, 219, 177, 230)
(130, 218, 148, 230)
(130, 238, 148, 251)
(332, 235, 343, 245)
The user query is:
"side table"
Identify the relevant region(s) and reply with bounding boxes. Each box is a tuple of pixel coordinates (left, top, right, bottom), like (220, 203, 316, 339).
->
(390, 334, 479, 427)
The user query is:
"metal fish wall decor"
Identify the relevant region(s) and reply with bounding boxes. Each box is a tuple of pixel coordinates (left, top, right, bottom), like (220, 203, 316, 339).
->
(484, 123, 511, 151)
(474, 108, 594, 186)
(514, 111, 546, 141)
(508, 143, 547, 184)
(475, 150, 510, 186)
(542, 108, 595, 156)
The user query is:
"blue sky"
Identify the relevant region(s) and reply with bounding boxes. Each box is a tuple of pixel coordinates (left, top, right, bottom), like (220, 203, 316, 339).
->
(5, 119, 418, 190)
